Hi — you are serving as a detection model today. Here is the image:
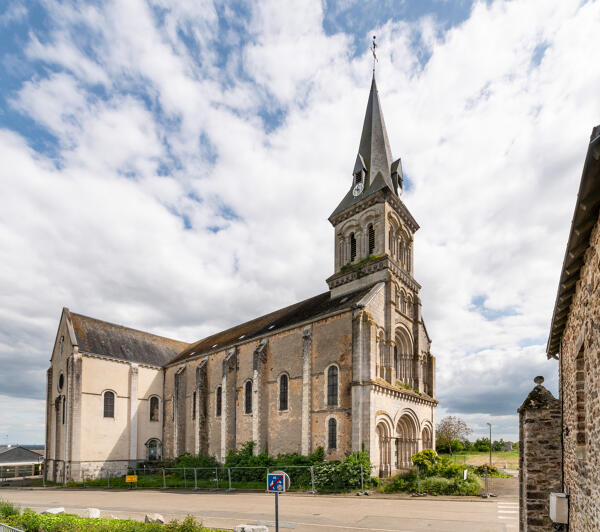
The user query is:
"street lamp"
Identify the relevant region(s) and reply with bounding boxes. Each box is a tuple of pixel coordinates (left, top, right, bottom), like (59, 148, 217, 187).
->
(486, 422, 492, 466)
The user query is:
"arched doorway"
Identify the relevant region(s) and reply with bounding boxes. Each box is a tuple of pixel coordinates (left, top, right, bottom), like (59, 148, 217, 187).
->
(376, 421, 391, 477)
(396, 414, 419, 470)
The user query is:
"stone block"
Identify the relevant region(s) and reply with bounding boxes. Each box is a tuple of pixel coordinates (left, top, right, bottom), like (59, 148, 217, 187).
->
(43, 508, 65, 514)
(234, 526, 269, 532)
(87, 508, 101, 518)
(145, 513, 165, 524)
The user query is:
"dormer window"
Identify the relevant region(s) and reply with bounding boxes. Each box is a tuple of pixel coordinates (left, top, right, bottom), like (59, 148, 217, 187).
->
(354, 171, 363, 185)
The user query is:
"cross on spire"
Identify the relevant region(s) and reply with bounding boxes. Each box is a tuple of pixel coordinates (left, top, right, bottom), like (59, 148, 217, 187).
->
(371, 35, 378, 73)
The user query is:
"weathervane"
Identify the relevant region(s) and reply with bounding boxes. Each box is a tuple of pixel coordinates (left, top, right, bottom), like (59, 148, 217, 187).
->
(371, 35, 378, 73)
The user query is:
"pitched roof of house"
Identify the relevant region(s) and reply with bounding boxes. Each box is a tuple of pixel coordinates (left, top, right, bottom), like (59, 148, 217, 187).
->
(69, 311, 188, 367)
(547, 125, 600, 357)
(0, 446, 44, 463)
(169, 285, 377, 366)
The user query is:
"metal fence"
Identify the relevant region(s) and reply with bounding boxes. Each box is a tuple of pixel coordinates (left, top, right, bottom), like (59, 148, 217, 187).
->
(0, 523, 24, 532)
(79, 465, 322, 492)
(40, 460, 375, 493)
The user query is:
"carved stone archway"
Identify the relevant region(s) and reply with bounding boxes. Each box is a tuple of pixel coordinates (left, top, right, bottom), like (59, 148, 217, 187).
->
(396, 414, 419, 469)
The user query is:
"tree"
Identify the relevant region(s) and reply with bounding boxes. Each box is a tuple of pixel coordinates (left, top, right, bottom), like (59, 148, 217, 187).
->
(436, 416, 473, 455)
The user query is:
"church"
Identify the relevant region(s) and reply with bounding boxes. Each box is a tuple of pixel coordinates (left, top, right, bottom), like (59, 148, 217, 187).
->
(44, 76, 437, 483)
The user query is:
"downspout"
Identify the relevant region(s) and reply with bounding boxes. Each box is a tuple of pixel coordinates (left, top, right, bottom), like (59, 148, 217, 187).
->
(559, 344, 565, 492)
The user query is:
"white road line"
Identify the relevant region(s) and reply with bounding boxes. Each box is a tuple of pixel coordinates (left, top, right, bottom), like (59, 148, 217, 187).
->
(498, 516, 518, 520)
(498, 510, 518, 514)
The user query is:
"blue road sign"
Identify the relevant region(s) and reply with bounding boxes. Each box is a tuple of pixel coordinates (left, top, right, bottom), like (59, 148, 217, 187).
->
(267, 473, 285, 492)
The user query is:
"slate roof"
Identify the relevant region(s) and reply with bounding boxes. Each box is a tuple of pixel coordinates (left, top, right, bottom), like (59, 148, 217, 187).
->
(69, 311, 188, 367)
(331, 75, 399, 219)
(169, 285, 376, 366)
(547, 125, 600, 357)
(0, 446, 44, 464)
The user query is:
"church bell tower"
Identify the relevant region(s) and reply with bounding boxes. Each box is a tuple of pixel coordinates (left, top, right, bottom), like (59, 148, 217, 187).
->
(327, 75, 420, 300)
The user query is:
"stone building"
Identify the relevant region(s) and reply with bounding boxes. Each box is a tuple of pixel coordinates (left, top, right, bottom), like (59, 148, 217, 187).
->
(519, 124, 600, 531)
(45, 76, 438, 482)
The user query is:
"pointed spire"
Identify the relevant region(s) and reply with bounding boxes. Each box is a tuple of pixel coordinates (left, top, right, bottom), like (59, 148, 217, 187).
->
(357, 74, 394, 192)
(329, 74, 400, 220)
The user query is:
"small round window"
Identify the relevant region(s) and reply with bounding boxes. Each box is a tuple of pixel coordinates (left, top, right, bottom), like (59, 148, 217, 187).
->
(58, 373, 65, 391)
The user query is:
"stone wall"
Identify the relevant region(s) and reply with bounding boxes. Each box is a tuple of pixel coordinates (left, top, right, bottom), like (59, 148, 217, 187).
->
(518, 382, 561, 532)
(558, 211, 600, 532)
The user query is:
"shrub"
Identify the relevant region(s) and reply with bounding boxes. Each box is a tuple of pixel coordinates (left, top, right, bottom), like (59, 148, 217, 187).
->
(4, 511, 224, 532)
(411, 449, 439, 475)
(383, 452, 481, 496)
(313, 451, 373, 492)
(0, 499, 20, 519)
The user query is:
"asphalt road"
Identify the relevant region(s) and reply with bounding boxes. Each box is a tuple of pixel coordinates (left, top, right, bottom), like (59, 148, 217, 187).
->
(0, 488, 519, 532)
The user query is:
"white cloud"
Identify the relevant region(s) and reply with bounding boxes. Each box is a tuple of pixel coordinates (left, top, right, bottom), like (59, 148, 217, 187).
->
(1, 0, 600, 443)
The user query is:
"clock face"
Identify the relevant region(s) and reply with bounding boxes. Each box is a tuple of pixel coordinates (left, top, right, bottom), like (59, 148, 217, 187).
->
(352, 182, 364, 197)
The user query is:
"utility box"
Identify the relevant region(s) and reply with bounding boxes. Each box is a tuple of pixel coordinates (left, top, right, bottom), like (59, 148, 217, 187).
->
(549, 493, 568, 524)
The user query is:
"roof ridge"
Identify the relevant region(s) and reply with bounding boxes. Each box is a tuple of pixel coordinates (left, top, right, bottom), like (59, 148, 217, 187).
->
(170, 287, 372, 365)
(69, 312, 187, 345)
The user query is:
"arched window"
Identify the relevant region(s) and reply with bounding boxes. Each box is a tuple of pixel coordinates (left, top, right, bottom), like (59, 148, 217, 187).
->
(62, 395, 66, 424)
(368, 224, 375, 255)
(216, 386, 222, 417)
(146, 439, 162, 461)
(245, 381, 252, 414)
(328, 418, 337, 449)
(150, 396, 159, 422)
(378, 339, 385, 379)
(103, 391, 115, 418)
(192, 390, 197, 419)
(394, 345, 398, 375)
(350, 233, 356, 262)
(327, 366, 338, 407)
(279, 374, 288, 411)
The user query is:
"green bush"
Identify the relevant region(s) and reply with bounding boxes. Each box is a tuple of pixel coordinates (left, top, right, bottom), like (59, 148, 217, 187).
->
(3, 511, 225, 532)
(383, 450, 481, 495)
(313, 451, 373, 492)
(0, 499, 20, 519)
(411, 449, 440, 474)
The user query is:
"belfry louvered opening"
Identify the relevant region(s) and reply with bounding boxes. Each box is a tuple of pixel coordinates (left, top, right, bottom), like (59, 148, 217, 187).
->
(368, 224, 375, 255)
(350, 233, 356, 262)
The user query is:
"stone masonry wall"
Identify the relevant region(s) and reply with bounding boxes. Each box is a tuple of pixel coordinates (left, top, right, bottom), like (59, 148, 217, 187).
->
(518, 383, 561, 532)
(559, 211, 600, 532)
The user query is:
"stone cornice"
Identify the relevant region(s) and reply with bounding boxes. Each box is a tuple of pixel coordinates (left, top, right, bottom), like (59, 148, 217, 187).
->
(326, 255, 421, 292)
(329, 189, 419, 233)
(352, 378, 438, 406)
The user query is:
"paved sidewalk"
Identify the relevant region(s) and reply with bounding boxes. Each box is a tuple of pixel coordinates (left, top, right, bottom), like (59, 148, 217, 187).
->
(0, 488, 518, 531)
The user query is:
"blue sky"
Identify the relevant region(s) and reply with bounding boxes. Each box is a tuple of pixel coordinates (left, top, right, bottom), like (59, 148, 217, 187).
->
(1, 0, 599, 445)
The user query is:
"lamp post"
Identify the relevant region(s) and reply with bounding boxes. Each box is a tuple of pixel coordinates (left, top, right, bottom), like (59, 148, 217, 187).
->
(486, 422, 492, 466)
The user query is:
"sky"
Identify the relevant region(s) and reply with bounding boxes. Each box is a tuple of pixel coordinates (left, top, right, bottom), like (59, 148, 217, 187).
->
(1, 0, 599, 445)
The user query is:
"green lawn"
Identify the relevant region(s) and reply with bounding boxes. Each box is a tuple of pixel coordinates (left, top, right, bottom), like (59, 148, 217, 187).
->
(438, 451, 519, 469)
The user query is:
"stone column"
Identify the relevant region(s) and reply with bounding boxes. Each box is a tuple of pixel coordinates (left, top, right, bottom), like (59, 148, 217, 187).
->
(195, 360, 208, 455)
(45, 368, 53, 482)
(129, 363, 139, 465)
(518, 378, 562, 532)
(221, 348, 238, 461)
(301, 327, 312, 455)
(351, 311, 372, 454)
(69, 353, 82, 481)
(253, 340, 268, 454)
